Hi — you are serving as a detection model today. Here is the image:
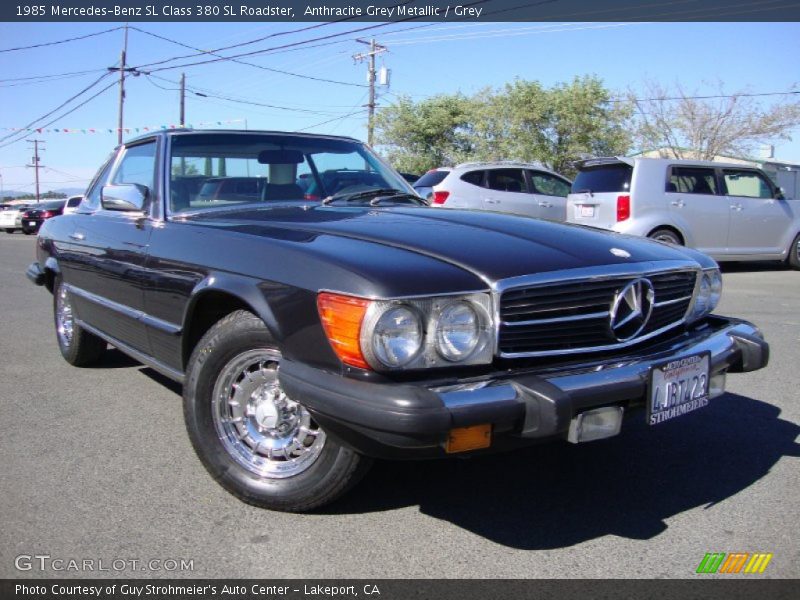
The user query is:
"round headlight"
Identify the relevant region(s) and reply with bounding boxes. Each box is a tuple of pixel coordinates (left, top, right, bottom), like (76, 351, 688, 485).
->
(372, 306, 423, 367)
(435, 301, 480, 362)
(692, 273, 712, 320)
(708, 269, 723, 312)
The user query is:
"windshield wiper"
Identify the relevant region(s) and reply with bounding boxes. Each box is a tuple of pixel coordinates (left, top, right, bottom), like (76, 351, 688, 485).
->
(322, 188, 425, 206)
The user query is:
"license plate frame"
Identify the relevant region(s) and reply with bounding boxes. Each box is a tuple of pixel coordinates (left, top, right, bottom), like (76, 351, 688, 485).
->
(647, 351, 711, 426)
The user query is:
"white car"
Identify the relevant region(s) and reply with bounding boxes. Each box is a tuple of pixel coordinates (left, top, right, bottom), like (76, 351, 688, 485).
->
(566, 157, 800, 268)
(414, 162, 572, 221)
(0, 204, 31, 233)
(62, 195, 83, 215)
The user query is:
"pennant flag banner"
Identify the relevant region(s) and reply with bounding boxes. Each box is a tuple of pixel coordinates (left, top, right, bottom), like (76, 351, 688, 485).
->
(1, 119, 245, 134)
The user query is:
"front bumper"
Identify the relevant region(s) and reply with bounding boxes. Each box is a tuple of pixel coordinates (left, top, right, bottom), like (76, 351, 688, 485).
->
(280, 317, 769, 459)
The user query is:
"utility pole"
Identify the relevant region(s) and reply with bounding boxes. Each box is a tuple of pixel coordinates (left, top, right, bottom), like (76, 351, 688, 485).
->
(179, 72, 186, 126)
(26, 139, 45, 204)
(108, 24, 138, 145)
(353, 39, 387, 146)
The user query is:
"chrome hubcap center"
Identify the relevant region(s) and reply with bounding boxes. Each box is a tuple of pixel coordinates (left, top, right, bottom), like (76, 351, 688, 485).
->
(212, 349, 326, 479)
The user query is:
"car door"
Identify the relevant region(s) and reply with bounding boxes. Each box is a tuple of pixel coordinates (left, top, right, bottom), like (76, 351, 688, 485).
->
(666, 166, 729, 255)
(722, 168, 793, 255)
(482, 168, 537, 216)
(63, 139, 158, 353)
(527, 170, 571, 222)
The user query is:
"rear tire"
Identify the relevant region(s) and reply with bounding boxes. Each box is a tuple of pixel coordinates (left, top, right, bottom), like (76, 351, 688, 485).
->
(648, 228, 682, 245)
(53, 276, 107, 366)
(4, 229, 13, 234)
(183, 310, 371, 512)
(788, 232, 800, 270)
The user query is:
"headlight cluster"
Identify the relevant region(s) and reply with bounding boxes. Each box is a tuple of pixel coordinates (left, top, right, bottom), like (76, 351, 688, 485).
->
(688, 267, 722, 323)
(318, 292, 494, 371)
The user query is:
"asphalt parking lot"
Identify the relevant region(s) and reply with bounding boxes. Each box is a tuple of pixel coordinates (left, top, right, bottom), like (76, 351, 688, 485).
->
(0, 233, 798, 579)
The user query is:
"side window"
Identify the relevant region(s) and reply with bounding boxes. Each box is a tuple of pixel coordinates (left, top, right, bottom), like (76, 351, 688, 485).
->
(111, 142, 157, 192)
(460, 170, 485, 187)
(82, 154, 117, 211)
(723, 170, 774, 199)
(487, 169, 526, 193)
(668, 167, 718, 195)
(529, 171, 570, 197)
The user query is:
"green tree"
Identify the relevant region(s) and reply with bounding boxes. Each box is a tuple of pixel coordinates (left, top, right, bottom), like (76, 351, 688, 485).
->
(376, 76, 632, 177)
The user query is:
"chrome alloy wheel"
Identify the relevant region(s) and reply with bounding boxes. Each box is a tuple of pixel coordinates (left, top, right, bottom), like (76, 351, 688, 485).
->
(56, 284, 74, 348)
(212, 349, 325, 478)
(796, 237, 800, 262)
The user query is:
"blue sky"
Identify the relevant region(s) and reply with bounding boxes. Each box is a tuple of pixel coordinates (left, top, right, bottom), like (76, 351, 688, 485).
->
(1, 20, 798, 194)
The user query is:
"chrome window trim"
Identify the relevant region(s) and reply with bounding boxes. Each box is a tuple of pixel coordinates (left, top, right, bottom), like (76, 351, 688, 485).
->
(491, 261, 700, 358)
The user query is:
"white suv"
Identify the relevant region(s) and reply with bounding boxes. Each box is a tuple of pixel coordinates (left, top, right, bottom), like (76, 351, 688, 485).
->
(566, 157, 800, 268)
(413, 162, 571, 221)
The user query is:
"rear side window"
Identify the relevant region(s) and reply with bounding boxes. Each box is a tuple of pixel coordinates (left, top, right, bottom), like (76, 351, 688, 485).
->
(414, 170, 450, 187)
(723, 170, 774, 199)
(668, 167, 718, 195)
(487, 169, 526, 193)
(572, 164, 632, 193)
(529, 171, 571, 197)
(460, 170, 485, 187)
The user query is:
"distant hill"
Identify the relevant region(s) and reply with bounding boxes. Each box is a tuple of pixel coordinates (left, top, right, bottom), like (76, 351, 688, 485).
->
(54, 187, 86, 196)
(2, 186, 86, 201)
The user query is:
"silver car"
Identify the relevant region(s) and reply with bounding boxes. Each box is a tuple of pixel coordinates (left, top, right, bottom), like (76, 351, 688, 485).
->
(414, 162, 572, 221)
(566, 157, 800, 268)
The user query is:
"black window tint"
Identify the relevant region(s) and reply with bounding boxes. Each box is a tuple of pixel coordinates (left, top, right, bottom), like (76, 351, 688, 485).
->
(723, 170, 774, 199)
(83, 154, 117, 210)
(415, 170, 450, 187)
(669, 167, 718, 195)
(487, 169, 526, 193)
(460, 170, 485, 187)
(529, 171, 571, 197)
(112, 142, 157, 191)
(572, 164, 632, 193)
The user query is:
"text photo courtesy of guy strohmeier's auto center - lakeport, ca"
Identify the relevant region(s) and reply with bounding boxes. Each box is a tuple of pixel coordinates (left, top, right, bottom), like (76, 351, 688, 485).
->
(0, 1, 799, 598)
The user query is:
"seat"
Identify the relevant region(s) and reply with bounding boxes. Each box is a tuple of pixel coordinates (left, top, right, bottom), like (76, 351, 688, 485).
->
(692, 177, 714, 195)
(263, 183, 305, 201)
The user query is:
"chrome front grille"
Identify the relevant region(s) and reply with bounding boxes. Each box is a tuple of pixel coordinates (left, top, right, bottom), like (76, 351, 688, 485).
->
(498, 269, 697, 357)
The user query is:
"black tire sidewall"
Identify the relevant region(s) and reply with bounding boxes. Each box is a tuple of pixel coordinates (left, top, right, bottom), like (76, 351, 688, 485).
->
(183, 312, 364, 511)
(789, 233, 800, 269)
(650, 229, 682, 245)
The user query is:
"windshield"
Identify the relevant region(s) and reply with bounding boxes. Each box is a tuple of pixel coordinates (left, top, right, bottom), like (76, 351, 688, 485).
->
(571, 163, 632, 194)
(169, 133, 412, 214)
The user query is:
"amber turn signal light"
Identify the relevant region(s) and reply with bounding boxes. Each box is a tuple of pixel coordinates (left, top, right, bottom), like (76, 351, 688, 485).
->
(317, 292, 370, 369)
(445, 424, 492, 453)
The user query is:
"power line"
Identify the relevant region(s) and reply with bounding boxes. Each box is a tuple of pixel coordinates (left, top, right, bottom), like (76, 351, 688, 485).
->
(612, 90, 800, 103)
(0, 68, 108, 85)
(0, 72, 113, 146)
(0, 79, 117, 150)
(130, 26, 367, 88)
(0, 26, 122, 53)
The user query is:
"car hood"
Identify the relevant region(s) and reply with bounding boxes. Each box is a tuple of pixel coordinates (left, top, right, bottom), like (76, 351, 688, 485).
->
(186, 205, 710, 283)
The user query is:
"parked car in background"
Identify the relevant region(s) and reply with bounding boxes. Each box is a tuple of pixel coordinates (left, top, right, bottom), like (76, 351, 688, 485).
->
(398, 172, 421, 185)
(0, 203, 32, 233)
(420, 162, 572, 222)
(413, 167, 451, 201)
(62, 195, 83, 215)
(26, 129, 769, 512)
(566, 157, 800, 268)
(21, 199, 66, 235)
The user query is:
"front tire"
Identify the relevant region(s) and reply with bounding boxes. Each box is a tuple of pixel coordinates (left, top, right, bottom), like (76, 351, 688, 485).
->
(4, 228, 13, 234)
(183, 310, 371, 512)
(648, 228, 682, 245)
(53, 277, 107, 366)
(788, 232, 800, 270)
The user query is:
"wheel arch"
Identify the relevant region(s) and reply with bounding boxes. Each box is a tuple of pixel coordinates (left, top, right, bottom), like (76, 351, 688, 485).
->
(181, 274, 283, 370)
(647, 224, 687, 245)
(42, 256, 61, 293)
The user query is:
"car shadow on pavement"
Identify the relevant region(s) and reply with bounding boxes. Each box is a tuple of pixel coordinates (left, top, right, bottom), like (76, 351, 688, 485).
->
(326, 393, 800, 549)
(88, 348, 141, 369)
(719, 261, 790, 273)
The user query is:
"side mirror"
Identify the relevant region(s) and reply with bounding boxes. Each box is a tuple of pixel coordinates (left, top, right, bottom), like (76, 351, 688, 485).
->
(775, 187, 786, 200)
(101, 183, 147, 211)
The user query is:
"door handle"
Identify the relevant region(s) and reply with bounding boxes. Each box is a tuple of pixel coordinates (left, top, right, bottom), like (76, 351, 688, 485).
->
(69, 232, 85, 241)
(538, 202, 553, 208)
(670, 200, 685, 208)
(730, 203, 743, 211)
(485, 199, 498, 204)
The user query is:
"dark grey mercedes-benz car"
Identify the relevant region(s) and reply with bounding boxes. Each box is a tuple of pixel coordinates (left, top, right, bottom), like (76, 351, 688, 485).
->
(27, 130, 769, 511)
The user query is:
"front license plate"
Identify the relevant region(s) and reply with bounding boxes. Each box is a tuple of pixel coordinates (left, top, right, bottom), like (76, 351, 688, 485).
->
(648, 352, 710, 425)
(579, 205, 595, 217)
